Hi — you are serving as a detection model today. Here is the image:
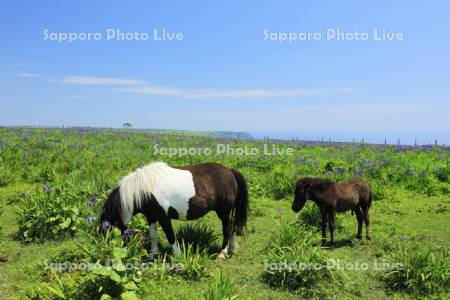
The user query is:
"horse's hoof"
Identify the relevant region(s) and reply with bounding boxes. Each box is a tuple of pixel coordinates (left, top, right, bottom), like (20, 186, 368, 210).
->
(216, 252, 227, 260)
(148, 252, 161, 260)
(321, 239, 327, 246)
(356, 235, 362, 240)
(329, 241, 336, 248)
(228, 245, 239, 255)
(366, 236, 371, 240)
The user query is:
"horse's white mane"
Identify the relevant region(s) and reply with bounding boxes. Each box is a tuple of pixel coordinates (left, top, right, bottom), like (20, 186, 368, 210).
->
(118, 162, 170, 222)
(117, 161, 195, 224)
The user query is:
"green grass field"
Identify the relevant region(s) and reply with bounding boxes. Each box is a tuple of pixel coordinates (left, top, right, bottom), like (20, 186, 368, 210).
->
(0, 127, 449, 299)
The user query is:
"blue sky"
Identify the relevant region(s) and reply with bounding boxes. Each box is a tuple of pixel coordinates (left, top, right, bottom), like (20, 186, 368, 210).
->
(1, 1, 449, 144)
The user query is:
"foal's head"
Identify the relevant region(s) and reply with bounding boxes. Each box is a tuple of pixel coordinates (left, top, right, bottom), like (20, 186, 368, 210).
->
(292, 178, 333, 212)
(292, 178, 313, 212)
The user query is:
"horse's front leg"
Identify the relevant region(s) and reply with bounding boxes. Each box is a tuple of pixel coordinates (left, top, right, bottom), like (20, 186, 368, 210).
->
(144, 214, 161, 257)
(353, 207, 363, 239)
(149, 223, 160, 256)
(158, 216, 180, 255)
(361, 204, 371, 240)
(320, 210, 328, 245)
(328, 210, 336, 247)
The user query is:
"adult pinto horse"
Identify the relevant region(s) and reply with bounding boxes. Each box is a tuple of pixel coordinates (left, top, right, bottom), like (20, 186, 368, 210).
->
(292, 178, 372, 246)
(100, 162, 248, 259)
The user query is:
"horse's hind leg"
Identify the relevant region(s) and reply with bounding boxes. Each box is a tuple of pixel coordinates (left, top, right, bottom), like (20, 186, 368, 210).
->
(158, 216, 180, 255)
(353, 207, 363, 239)
(216, 209, 233, 259)
(361, 204, 371, 240)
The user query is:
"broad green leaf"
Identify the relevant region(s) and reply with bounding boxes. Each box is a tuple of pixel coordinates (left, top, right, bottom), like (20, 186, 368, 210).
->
(123, 281, 138, 291)
(113, 247, 128, 259)
(59, 217, 71, 229)
(120, 291, 138, 300)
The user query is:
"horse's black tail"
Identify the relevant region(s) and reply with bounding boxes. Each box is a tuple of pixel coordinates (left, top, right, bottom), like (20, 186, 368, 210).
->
(231, 169, 248, 236)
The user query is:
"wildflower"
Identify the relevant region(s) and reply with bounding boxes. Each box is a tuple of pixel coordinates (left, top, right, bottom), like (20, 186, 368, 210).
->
(44, 184, 52, 193)
(124, 229, 135, 235)
(85, 196, 98, 206)
(102, 220, 112, 229)
(85, 215, 97, 222)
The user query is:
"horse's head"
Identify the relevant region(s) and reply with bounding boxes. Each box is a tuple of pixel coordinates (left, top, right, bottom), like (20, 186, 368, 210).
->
(291, 178, 313, 212)
(99, 187, 126, 233)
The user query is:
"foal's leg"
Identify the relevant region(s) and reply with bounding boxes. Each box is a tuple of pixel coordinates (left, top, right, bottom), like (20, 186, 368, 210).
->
(328, 210, 336, 246)
(320, 209, 328, 245)
(361, 204, 371, 240)
(158, 216, 180, 255)
(353, 207, 364, 239)
(216, 210, 233, 259)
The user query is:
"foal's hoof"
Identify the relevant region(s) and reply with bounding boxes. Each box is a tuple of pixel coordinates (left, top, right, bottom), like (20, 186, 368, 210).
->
(356, 235, 362, 240)
(329, 241, 336, 248)
(366, 236, 371, 240)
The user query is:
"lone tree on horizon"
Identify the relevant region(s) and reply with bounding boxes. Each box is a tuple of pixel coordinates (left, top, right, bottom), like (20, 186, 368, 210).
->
(122, 122, 132, 130)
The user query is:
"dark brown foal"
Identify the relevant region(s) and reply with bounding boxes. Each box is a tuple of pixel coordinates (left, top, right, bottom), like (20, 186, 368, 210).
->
(292, 178, 372, 246)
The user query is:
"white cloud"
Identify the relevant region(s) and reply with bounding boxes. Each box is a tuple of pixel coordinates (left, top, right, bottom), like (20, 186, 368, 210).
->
(15, 72, 43, 78)
(115, 86, 352, 98)
(61, 76, 144, 85)
(12, 71, 354, 98)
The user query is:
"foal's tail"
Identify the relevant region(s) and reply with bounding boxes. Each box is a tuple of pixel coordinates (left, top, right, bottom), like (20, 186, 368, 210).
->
(231, 169, 248, 236)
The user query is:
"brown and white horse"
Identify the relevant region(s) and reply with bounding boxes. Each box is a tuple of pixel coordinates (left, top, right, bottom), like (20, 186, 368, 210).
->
(100, 162, 248, 259)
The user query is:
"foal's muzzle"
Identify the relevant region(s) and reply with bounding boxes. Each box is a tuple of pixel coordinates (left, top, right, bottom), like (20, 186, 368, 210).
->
(292, 203, 301, 213)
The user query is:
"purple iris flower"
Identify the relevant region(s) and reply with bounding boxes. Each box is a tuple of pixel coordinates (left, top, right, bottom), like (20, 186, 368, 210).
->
(124, 229, 135, 235)
(44, 184, 52, 193)
(85, 196, 98, 206)
(101, 220, 112, 229)
(85, 215, 97, 222)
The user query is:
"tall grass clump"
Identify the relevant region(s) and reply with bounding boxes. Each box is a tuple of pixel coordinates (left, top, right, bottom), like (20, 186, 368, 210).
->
(171, 243, 211, 281)
(262, 223, 343, 296)
(17, 184, 96, 242)
(0, 165, 16, 187)
(296, 202, 342, 232)
(381, 245, 450, 296)
(0, 201, 3, 232)
(36, 228, 148, 299)
(263, 169, 294, 200)
(204, 270, 238, 300)
(176, 221, 218, 252)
